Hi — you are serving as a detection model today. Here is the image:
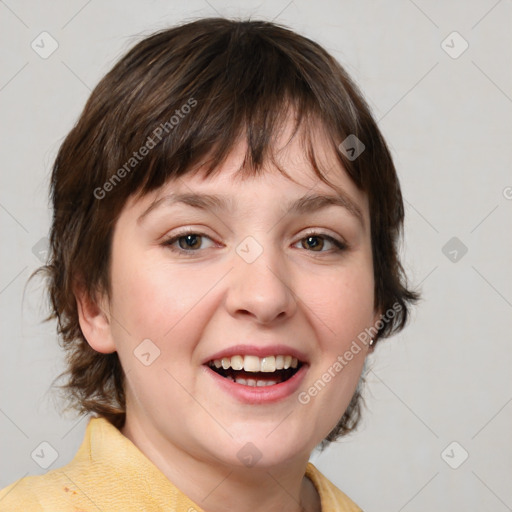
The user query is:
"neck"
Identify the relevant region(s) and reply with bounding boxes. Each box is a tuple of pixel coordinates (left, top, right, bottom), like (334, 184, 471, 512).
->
(121, 415, 321, 512)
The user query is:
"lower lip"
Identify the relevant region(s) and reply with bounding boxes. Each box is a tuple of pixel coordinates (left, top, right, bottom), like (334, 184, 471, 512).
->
(203, 364, 308, 404)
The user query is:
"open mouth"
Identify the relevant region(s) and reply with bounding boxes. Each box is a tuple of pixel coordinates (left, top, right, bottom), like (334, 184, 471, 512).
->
(207, 355, 304, 387)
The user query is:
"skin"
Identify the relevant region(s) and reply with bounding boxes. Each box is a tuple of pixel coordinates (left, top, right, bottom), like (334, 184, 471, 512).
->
(76, 119, 379, 512)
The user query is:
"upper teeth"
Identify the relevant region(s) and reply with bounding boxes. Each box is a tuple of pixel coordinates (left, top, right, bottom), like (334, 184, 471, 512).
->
(210, 355, 299, 373)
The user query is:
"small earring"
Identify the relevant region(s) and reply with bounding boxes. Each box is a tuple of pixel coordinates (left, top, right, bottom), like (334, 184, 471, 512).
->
(369, 339, 375, 347)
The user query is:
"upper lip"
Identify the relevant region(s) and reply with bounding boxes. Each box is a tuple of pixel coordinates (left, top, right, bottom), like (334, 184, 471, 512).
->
(202, 344, 309, 365)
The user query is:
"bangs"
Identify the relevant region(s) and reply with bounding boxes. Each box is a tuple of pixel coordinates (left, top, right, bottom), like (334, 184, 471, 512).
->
(96, 19, 366, 200)
(137, 100, 345, 196)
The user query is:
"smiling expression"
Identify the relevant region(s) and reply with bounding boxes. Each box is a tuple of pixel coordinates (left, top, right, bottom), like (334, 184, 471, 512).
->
(87, 120, 379, 470)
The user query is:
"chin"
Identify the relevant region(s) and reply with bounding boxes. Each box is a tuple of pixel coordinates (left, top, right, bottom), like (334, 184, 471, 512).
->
(210, 420, 316, 469)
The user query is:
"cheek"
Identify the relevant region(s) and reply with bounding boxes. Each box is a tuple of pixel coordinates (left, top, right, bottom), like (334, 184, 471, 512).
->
(110, 261, 172, 338)
(303, 260, 375, 347)
(109, 249, 221, 346)
(297, 264, 374, 439)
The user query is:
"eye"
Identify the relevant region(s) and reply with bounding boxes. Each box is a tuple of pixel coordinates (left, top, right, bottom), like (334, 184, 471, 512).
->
(295, 233, 347, 252)
(162, 231, 216, 252)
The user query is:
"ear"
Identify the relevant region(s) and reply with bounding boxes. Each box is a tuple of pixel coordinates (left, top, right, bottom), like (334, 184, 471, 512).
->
(368, 308, 383, 353)
(74, 282, 116, 354)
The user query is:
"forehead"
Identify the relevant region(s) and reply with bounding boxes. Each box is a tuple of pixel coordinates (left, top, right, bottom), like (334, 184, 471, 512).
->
(125, 116, 370, 227)
(132, 162, 369, 247)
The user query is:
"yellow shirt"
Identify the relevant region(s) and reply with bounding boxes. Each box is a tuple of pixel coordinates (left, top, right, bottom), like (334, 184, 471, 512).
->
(0, 418, 362, 511)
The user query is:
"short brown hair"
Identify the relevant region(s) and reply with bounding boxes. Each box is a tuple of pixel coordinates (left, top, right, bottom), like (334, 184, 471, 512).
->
(41, 18, 418, 442)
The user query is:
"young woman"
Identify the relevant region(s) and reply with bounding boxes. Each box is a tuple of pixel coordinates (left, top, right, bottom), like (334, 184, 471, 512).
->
(0, 18, 417, 511)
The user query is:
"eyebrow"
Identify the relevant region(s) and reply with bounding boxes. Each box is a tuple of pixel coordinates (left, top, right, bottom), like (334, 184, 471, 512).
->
(287, 193, 363, 225)
(138, 193, 233, 223)
(137, 191, 364, 225)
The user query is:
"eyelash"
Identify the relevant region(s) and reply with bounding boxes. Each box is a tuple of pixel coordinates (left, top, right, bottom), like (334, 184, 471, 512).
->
(161, 229, 348, 255)
(161, 229, 218, 254)
(299, 230, 348, 253)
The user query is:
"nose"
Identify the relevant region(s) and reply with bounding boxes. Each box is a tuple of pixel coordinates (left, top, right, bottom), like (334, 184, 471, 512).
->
(225, 243, 297, 325)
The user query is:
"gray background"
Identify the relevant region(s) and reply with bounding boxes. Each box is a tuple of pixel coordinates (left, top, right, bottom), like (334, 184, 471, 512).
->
(1, 0, 511, 510)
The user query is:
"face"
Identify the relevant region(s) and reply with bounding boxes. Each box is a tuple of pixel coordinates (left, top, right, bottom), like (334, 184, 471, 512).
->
(91, 122, 378, 470)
